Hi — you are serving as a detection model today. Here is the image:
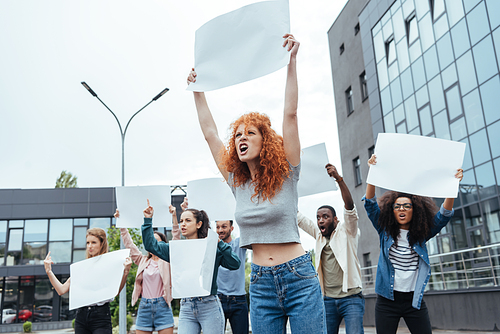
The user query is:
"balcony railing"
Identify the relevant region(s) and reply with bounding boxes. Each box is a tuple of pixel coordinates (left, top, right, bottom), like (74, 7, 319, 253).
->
(360, 243, 500, 294)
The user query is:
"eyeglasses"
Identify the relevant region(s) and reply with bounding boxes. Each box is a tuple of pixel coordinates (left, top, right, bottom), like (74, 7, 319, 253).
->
(393, 203, 413, 210)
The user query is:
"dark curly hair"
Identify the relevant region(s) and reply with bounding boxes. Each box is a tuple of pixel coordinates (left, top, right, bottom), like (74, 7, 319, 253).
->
(378, 191, 438, 246)
(185, 209, 210, 239)
(220, 112, 291, 202)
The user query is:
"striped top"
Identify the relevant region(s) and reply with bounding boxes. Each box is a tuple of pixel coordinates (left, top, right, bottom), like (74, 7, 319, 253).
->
(389, 229, 419, 292)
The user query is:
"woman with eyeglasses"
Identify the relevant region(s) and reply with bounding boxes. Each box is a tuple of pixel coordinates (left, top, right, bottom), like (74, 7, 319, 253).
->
(363, 154, 463, 334)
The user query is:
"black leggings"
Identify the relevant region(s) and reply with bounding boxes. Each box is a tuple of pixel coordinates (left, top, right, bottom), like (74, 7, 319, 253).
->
(75, 303, 112, 334)
(375, 292, 431, 334)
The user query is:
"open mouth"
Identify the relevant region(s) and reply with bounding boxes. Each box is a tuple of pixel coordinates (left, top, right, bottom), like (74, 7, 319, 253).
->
(319, 226, 326, 233)
(239, 144, 248, 154)
(398, 213, 406, 220)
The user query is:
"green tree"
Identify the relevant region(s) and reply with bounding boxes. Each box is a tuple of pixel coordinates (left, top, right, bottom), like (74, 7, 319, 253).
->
(55, 170, 78, 188)
(309, 249, 316, 269)
(107, 226, 143, 316)
(244, 256, 251, 308)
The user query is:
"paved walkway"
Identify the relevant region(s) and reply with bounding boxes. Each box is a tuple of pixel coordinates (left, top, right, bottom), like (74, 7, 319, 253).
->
(8, 327, 500, 334)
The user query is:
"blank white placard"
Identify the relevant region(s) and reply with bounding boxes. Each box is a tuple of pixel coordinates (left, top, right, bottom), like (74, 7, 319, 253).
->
(187, 0, 290, 92)
(69, 249, 130, 310)
(115, 186, 172, 228)
(187, 178, 236, 221)
(170, 229, 218, 298)
(367, 133, 465, 198)
(298, 143, 337, 197)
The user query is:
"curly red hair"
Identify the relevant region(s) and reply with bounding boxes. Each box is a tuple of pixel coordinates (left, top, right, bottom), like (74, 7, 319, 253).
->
(220, 112, 291, 202)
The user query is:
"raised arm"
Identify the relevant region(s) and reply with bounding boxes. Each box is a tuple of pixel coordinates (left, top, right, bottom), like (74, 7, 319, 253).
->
(326, 163, 358, 236)
(326, 164, 354, 210)
(188, 70, 228, 181)
(282, 34, 300, 166)
(115, 209, 144, 265)
(169, 204, 181, 240)
(365, 154, 377, 199)
(118, 257, 132, 295)
(44, 252, 70, 295)
(141, 200, 171, 262)
(443, 168, 464, 210)
(297, 211, 318, 239)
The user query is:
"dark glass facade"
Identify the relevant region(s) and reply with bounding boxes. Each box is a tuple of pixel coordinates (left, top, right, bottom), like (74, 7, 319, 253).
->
(0, 188, 182, 325)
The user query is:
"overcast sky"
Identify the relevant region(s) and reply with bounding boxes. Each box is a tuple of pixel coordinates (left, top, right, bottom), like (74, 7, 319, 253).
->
(0, 0, 349, 251)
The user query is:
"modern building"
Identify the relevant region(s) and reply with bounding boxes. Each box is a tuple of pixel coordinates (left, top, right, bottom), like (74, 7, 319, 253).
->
(0, 187, 183, 330)
(329, 0, 500, 330)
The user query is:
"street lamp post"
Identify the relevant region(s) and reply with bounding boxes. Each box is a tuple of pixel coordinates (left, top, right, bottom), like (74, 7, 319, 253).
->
(81, 81, 169, 334)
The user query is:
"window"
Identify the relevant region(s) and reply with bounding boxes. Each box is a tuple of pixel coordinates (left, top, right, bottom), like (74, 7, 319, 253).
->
(385, 36, 396, 65)
(431, 0, 446, 21)
(354, 23, 360, 35)
(445, 83, 464, 122)
(89, 218, 111, 233)
(339, 43, 345, 55)
(363, 253, 373, 284)
(23, 220, 48, 266)
(345, 87, 354, 115)
(49, 219, 72, 241)
(353, 157, 362, 186)
(360, 71, 368, 101)
(368, 145, 375, 158)
(406, 13, 418, 46)
(418, 104, 434, 136)
(7, 229, 23, 266)
(0, 221, 6, 266)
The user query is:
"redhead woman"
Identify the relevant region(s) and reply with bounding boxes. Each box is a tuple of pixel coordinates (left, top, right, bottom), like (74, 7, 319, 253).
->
(141, 200, 240, 334)
(363, 154, 463, 334)
(44, 228, 132, 334)
(115, 200, 184, 334)
(187, 34, 326, 333)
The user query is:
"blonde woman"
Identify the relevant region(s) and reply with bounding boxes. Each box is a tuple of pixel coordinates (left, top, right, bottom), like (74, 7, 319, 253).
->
(44, 228, 131, 334)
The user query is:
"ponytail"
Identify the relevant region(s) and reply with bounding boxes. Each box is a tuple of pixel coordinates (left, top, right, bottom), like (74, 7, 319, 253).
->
(186, 208, 211, 238)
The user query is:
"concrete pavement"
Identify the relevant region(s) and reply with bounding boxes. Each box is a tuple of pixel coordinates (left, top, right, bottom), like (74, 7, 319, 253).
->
(6, 326, 500, 334)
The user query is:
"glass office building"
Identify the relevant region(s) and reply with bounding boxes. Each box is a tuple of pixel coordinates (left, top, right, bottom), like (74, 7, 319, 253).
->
(329, 0, 500, 329)
(358, 0, 500, 281)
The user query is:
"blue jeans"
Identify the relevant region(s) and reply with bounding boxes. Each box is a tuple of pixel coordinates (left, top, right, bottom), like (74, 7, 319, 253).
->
(218, 294, 249, 334)
(178, 295, 225, 334)
(250, 253, 326, 334)
(324, 293, 365, 334)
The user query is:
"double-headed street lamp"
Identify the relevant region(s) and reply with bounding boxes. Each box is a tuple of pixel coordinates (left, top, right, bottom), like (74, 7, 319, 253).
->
(81, 82, 169, 186)
(81, 81, 169, 334)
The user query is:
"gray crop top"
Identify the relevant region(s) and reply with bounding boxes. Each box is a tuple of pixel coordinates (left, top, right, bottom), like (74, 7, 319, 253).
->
(228, 162, 301, 249)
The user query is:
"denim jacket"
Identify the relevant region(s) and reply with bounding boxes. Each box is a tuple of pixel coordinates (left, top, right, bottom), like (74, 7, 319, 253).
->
(362, 195, 453, 309)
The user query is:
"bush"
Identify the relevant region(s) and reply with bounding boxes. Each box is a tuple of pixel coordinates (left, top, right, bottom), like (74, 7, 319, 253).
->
(126, 315, 133, 332)
(72, 319, 75, 329)
(23, 321, 32, 333)
(111, 307, 133, 333)
(171, 299, 180, 317)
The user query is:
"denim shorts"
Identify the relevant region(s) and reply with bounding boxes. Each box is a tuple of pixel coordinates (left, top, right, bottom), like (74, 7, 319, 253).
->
(135, 297, 174, 331)
(250, 252, 326, 334)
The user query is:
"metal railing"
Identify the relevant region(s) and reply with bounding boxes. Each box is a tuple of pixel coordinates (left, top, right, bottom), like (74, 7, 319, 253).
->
(360, 243, 500, 294)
